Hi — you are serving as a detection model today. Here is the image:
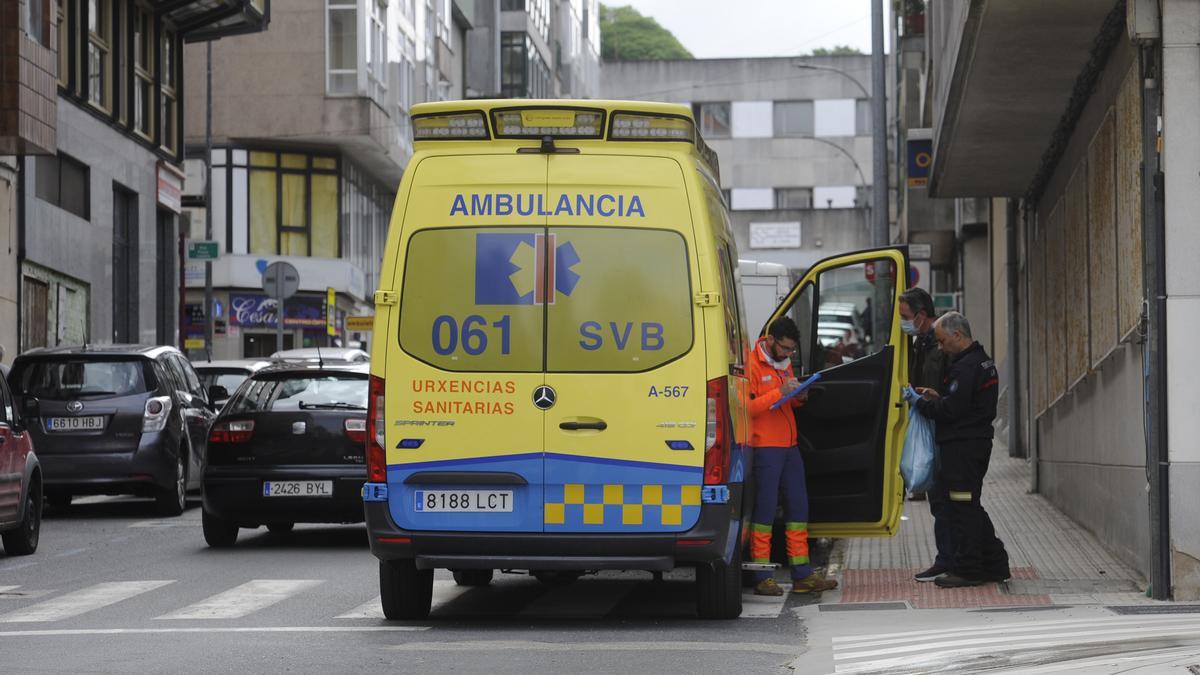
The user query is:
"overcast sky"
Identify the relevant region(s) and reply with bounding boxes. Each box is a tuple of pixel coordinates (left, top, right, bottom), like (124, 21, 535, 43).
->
(608, 1, 891, 59)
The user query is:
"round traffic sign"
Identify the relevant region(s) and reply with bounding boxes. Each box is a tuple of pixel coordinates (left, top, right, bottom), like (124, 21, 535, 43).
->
(262, 261, 300, 300)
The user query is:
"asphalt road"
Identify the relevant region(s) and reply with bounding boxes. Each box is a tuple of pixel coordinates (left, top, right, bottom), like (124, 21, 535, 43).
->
(0, 497, 813, 674)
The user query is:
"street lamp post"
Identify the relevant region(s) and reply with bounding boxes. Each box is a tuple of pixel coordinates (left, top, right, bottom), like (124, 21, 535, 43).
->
(795, 56, 888, 247)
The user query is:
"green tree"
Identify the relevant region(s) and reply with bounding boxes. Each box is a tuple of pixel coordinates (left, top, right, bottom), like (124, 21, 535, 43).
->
(600, 4, 694, 61)
(808, 45, 863, 56)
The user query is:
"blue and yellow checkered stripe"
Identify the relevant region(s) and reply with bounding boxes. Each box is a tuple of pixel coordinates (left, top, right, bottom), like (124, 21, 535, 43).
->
(544, 483, 702, 532)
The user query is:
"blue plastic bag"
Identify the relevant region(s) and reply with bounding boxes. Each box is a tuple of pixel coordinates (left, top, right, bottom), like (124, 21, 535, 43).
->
(901, 406, 937, 493)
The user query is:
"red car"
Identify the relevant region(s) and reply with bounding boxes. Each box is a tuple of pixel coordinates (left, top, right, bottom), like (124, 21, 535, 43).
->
(0, 370, 41, 555)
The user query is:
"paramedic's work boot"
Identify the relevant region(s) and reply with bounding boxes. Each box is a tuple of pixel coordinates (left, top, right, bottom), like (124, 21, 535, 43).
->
(753, 578, 784, 596)
(792, 574, 838, 594)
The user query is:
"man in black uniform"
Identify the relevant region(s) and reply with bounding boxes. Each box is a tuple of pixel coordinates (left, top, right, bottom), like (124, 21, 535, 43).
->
(911, 311, 1010, 588)
(900, 288, 951, 582)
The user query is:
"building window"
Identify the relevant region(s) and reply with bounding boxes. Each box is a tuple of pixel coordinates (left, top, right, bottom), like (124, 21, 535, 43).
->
(133, 4, 154, 137)
(500, 32, 525, 97)
(813, 185, 857, 209)
(160, 29, 178, 152)
(24, 0, 52, 46)
(856, 99, 871, 136)
(367, 0, 386, 104)
(242, 150, 340, 258)
(57, 0, 70, 89)
(35, 153, 90, 220)
(112, 184, 138, 343)
(86, 0, 112, 110)
(501, 0, 524, 9)
(814, 99, 856, 137)
(527, 0, 550, 43)
(776, 187, 813, 209)
(326, 0, 357, 95)
(774, 101, 814, 137)
(693, 102, 731, 139)
(730, 188, 774, 211)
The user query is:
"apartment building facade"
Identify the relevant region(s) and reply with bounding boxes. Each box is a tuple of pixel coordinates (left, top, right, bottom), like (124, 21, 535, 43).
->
(0, 0, 268, 367)
(601, 55, 889, 277)
(181, 0, 599, 359)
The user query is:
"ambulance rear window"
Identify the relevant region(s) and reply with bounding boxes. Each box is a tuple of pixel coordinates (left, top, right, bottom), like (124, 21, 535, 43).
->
(397, 226, 693, 373)
(546, 227, 693, 372)
(398, 227, 545, 372)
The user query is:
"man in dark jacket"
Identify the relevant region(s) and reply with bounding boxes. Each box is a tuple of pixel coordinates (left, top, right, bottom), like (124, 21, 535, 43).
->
(900, 288, 952, 583)
(912, 312, 1010, 588)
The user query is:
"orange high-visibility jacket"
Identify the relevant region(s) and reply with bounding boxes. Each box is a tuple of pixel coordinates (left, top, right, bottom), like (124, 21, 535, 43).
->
(748, 337, 805, 448)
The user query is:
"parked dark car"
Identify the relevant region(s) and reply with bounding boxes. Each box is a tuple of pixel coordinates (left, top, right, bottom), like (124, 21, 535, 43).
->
(0, 373, 41, 555)
(202, 362, 369, 547)
(7, 345, 219, 516)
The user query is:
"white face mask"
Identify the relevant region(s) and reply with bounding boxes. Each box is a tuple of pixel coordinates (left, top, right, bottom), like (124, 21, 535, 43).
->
(761, 342, 792, 370)
(901, 319, 918, 336)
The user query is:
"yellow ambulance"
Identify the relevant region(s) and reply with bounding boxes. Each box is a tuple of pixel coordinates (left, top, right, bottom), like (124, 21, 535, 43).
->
(363, 100, 910, 619)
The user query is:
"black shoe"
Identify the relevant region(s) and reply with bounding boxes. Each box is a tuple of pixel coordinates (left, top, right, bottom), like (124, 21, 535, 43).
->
(984, 571, 1012, 583)
(914, 565, 948, 582)
(934, 573, 985, 588)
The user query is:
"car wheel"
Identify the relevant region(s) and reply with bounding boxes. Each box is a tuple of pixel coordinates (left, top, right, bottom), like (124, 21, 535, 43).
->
(696, 537, 744, 620)
(202, 509, 239, 548)
(452, 569, 494, 587)
(379, 559, 433, 620)
(2, 479, 42, 556)
(533, 571, 581, 586)
(46, 492, 71, 510)
(156, 452, 187, 517)
(267, 522, 294, 535)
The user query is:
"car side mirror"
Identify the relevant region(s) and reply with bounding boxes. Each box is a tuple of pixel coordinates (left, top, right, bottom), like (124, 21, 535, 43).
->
(207, 385, 229, 406)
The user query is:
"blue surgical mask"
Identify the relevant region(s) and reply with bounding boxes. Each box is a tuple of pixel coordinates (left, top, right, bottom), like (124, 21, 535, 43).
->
(901, 319, 918, 336)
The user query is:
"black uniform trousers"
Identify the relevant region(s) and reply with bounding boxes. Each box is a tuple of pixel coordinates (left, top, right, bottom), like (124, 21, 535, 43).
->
(937, 438, 1010, 581)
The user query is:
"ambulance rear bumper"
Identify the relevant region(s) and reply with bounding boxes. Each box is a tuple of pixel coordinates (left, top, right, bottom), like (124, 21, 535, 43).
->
(365, 484, 744, 570)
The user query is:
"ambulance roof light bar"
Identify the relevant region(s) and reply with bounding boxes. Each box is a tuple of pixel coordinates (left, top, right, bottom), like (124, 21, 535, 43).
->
(608, 111, 695, 142)
(490, 106, 606, 140)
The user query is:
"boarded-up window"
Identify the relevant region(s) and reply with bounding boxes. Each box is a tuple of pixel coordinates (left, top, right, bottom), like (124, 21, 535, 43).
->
(1047, 203, 1067, 403)
(1065, 166, 1090, 387)
(1116, 64, 1144, 339)
(23, 277, 49, 350)
(1088, 111, 1118, 366)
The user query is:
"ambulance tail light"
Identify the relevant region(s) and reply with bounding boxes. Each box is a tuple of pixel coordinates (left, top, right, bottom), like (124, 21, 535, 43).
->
(704, 377, 731, 485)
(366, 375, 387, 483)
(609, 112, 695, 141)
(412, 111, 489, 140)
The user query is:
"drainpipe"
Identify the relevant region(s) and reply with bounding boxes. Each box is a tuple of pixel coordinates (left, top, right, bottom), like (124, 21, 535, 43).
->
(1022, 201, 1038, 493)
(1140, 44, 1170, 601)
(1006, 198, 1022, 458)
(15, 157, 25, 353)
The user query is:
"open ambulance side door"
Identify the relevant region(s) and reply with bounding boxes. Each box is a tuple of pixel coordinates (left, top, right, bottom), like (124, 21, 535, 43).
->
(764, 247, 909, 537)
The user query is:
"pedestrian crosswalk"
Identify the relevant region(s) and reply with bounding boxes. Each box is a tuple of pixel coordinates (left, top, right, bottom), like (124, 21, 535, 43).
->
(830, 613, 1200, 673)
(0, 575, 792, 627)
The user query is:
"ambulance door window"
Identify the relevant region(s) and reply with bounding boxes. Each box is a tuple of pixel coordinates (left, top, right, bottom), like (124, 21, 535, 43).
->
(814, 260, 896, 369)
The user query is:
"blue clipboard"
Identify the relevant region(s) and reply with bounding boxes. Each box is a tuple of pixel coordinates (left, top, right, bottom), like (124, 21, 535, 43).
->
(769, 372, 822, 410)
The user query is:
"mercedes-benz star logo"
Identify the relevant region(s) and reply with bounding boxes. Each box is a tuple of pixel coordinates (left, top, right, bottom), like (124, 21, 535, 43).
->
(66, 400, 84, 413)
(532, 386, 556, 411)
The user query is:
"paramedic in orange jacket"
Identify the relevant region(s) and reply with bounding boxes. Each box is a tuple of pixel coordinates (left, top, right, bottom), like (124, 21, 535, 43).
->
(748, 317, 839, 596)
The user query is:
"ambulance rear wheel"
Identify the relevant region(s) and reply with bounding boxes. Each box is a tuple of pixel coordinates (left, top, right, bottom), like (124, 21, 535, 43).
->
(380, 559, 433, 620)
(453, 569, 494, 586)
(696, 547, 743, 619)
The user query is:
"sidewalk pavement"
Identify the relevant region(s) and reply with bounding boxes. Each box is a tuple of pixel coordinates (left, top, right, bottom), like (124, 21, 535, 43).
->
(819, 444, 1154, 610)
